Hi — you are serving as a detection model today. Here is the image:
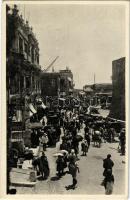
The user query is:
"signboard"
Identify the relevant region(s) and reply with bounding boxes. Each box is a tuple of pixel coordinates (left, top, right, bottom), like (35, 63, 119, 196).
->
(11, 131, 23, 142)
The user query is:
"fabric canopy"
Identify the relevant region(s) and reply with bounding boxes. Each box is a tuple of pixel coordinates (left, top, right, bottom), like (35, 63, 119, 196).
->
(84, 87, 93, 92)
(28, 122, 43, 129)
(79, 91, 85, 95)
(29, 103, 37, 114)
(41, 102, 46, 109)
(58, 98, 65, 101)
(67, 77, 72, 82)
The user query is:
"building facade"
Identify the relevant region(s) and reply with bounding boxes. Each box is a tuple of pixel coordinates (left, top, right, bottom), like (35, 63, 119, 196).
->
(40, 68, 74, 109)
(59, 68, 74, 97)
(109, 57, 125, 121)
(83, 83, 112, 106)
(7, 5, 42, 123)
(41, 72, 60, 97)
(6, 4, 43, 150)
(41, 68, 74, 102)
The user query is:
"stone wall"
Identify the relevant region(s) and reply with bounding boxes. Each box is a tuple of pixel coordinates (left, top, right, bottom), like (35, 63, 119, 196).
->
(109, 57, 125, 121)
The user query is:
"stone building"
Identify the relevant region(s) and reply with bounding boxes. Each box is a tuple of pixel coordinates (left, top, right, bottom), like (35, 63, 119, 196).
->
(59, 68, 73, 97)
(109, 57, 125, 121)
(7, 5, 42, 122)
(41, 68, 74, 107)
(41, 72, 60, 97)
(83, 83, 112, 106)
(6, 5, 43, 149)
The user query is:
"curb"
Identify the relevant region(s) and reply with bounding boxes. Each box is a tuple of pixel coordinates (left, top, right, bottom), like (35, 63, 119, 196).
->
(11, 181, 36, 187)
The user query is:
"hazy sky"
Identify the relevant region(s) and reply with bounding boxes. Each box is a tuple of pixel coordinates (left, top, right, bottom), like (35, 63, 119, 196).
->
(17, 3, 125, 89)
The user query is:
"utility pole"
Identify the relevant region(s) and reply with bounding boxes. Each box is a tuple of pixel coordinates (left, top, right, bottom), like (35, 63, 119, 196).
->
(93, 73, 96, 91)
(94, 73, 95, 85)
(93, 73, 96, 105)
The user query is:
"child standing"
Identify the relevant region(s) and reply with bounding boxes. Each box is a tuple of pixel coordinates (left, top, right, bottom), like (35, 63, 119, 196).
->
(81, 140, 88, 156)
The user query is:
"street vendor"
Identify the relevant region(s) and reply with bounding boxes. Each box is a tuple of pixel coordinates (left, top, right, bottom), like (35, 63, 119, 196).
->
(56, 155, 64, 177)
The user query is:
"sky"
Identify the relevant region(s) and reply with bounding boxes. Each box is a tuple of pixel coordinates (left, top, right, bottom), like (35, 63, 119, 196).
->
(16, 3, 126, 89)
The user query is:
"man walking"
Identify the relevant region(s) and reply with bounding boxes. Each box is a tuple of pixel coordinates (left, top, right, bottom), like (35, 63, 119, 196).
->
(103, 154, 114, 177)
(68, 158, 79, 189)
(39, 152, 50, 180)
(119, 128, 125, 155)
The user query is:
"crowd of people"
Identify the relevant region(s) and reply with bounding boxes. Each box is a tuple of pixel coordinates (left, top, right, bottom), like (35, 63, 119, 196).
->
(28, 107, 125, 193)
(9, 106, 125, 194)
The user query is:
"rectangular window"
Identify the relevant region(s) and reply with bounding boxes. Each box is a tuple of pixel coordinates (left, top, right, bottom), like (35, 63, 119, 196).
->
(28, 45, 31, 55)
(32, 76, 35, 89)
(24, 42, 28, 54)
(31, 46, 34, 63)
(26, 77, 30, 89)
(35, 51, 36, 62)
(37, 55, 39, 64)
(20, 76, 24, 90)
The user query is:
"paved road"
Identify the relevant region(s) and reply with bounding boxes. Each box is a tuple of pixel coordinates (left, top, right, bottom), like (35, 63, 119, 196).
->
(16, 125, 125, 195)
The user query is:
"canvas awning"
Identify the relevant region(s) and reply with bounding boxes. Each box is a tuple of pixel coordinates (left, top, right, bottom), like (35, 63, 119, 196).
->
(69, 88, 73, 92)
(29, 111, 34, 117)
(29, 103, 37, 114)
(79, 91, 85, 95)
(58, 98, 65, 101)
(67, 77, 72, 82)
(28, 122, 43, 129)
(84, 87, 93, 92)
(41, 102, 46, 109)
(10, 94, 21, 99)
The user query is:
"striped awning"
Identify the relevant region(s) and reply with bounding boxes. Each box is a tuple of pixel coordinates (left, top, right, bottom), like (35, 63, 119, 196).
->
(29, 103, 37, 114)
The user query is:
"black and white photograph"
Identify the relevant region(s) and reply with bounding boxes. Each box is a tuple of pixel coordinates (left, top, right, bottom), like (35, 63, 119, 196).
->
(2, 0, 129, 197)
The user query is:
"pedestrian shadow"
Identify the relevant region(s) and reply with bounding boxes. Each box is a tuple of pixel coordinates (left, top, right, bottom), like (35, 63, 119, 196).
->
(37, 176, 48, 181)
(47, 145, 56, 148)
(61, 171, 68, 176)
(50, 171, 69, 181)
(50, 176, 60, 181)
(65, 170, 70, 174)
(65, 184, 76, 190)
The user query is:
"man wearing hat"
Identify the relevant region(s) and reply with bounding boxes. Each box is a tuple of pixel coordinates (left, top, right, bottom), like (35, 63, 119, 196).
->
(39, 152, 50, 180)
(119, 128, 125, 155)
